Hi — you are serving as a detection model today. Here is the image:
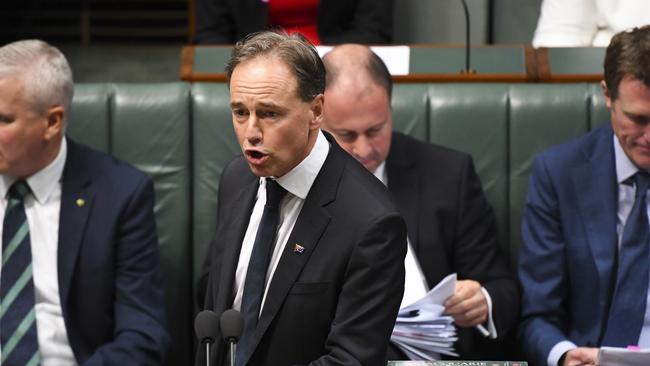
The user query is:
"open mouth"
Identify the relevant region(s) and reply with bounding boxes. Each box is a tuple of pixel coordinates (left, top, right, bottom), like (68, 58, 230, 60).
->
(248, 150, 265, 159)
(245, 149, 269, 165)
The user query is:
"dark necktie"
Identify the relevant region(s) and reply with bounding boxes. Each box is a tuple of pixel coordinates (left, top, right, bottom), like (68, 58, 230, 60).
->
(1, 180, 40, 365)
(236, 179, 287, 366)
(602, 172, 650, 346)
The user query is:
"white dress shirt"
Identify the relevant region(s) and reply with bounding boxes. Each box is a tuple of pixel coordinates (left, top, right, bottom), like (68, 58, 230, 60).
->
(0, 138, 77, 365)
(547, 135, 650, 366)
(233, 130, 329, 314)
(373, 160, 497, 342)
(533, 0, 650, 47)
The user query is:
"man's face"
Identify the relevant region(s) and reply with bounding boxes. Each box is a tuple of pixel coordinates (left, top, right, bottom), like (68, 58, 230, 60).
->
(229, 55, 322, 178)
(606, 76, 650, 170)
(0, 76, 57, 179)
(323, 84, 392, 173)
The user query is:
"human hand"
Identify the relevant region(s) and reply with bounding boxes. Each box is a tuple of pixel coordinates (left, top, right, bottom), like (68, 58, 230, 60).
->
(561, 347, 598, 366)
(443, 279, 488, 327)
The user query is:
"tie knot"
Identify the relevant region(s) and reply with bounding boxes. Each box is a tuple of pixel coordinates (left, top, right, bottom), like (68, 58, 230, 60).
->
(265, 179, 287, 208)
(635, 172, 650, 198)
(7, 180, 30, 201)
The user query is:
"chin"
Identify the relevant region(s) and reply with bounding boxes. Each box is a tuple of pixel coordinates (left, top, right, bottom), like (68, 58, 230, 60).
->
(632, 156, 650, 170)
(247, 165, 269, 177)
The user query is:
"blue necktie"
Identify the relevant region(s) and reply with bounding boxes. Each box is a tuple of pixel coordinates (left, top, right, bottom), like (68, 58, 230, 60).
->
(602, 172, 650, 346)
(236, 179, 287, 366)
(1, 180, 40, 365)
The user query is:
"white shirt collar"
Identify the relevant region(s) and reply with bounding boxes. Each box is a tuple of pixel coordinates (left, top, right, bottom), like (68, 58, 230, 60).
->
(372, 161, 388, 186)
(1, 137, 67, 203)
(272, 130, 330, 200)
(614, 134, 642, 185)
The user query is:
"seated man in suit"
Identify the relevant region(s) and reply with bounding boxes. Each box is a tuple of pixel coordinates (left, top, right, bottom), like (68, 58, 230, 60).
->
(199, 31, 407, 366)
(0, 40, 169, 364)
(320, 44, 519, 360)
(519, 25, 650, 366)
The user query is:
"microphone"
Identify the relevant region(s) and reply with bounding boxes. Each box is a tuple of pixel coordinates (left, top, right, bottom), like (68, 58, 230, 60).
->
(195, 310, 220, 366)
(220, 309, 244, 366)
(460, 0, 476, 74)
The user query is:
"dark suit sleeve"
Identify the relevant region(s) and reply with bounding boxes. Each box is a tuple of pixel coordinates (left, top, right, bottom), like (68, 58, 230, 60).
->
(518, 155, 572, 366)
(453, 156, 520, 339)
(319, 0, 394, 44)
(310, 213, 406, 366)
(84, 176, 170, 365)
(193, 0, 236, 44)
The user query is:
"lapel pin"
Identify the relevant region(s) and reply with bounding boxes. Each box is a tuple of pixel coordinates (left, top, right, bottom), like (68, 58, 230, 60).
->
(293, 244, 305, 254)
(76, 198, 85, 207)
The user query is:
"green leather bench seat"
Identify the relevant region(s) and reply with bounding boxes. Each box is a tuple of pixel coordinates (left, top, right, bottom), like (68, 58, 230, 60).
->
(67, 82, 608, 364)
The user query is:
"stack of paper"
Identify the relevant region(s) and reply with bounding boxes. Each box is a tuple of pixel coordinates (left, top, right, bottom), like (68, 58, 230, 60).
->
(599, 346, 650, 366)
(391, 274, 459, 360)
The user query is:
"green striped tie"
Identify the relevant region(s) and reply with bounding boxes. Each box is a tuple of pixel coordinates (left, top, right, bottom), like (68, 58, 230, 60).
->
(1, 180, 40, 365)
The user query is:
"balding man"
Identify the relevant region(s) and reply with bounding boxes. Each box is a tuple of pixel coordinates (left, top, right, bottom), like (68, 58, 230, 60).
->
(322, 44, 520, 361)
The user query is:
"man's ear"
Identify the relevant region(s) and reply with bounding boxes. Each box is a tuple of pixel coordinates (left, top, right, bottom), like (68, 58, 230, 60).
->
(309, 94, 324, 130)
(44, 105, 64, 140)
(601, 80, 612, 109)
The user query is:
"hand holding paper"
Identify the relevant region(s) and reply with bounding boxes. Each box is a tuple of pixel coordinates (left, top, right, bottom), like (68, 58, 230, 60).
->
(444, 279, 489, 328)
(391, 273, 459, 360)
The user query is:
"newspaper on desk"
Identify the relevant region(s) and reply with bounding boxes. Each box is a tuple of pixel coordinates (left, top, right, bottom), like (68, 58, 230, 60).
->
(599, 346, 650, 366)
(391, 273, 459, 360)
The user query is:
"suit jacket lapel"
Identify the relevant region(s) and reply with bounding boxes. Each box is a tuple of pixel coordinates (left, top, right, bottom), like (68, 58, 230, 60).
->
(573, 127, 618, 302)
(58, 140, 95, 307)
(386, 133, 420, 250)
(244, 138, 342, 362)
(215, 174, 259, 312)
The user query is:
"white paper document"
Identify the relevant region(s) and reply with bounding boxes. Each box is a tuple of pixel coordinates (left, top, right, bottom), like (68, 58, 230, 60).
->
(316, 45, 410, 75)
(390, 273, 459, 360)
(599, 346, 650, 366)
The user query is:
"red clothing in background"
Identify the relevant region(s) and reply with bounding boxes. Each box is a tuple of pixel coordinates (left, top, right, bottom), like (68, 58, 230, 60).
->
(268, 0, 321, 45)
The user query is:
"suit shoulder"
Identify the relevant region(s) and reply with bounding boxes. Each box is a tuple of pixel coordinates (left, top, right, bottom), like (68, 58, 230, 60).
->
(338, 153, 400, 217)
(219, 154, 256, 190)
(66, 139, 151, 187)
(391, 132, 471, 166)
(389, 132, 474, 185)
(536, 126, 612, 168)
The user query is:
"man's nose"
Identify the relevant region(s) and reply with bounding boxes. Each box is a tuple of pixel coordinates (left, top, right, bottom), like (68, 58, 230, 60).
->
(353, 136, 373, 158)
(244, 115, 262, 144)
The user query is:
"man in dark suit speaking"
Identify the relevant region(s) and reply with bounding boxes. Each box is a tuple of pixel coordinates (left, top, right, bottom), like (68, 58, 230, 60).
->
(0, 40, 169, 364)
(200, 32, 407, 366)
(321, 44, 519, 360)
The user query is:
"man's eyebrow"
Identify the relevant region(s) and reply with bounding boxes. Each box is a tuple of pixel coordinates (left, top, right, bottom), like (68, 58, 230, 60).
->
(257, 101, 283, 110)
(230, 101, 244, 109)
(368, 119, 388, 130)
(624, 110, 650, 120)
(331, 128, 355, 135)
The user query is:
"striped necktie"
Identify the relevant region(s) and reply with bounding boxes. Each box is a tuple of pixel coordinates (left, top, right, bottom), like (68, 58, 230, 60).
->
(1, 180, 40, 365)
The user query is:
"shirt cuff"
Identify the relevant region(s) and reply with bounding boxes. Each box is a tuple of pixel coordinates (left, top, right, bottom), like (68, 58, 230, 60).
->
(479, 287, 497, 339)
(548, 340, 577, 366)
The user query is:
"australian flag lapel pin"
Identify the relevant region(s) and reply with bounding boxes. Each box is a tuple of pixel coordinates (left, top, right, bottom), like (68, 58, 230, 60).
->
(293, 243, 305, 254)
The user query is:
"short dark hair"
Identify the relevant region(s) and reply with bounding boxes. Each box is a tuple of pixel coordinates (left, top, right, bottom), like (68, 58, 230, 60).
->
(604, 25, 650, 100)
(324, 47, 392, 99)
(225, 31, 325, 102)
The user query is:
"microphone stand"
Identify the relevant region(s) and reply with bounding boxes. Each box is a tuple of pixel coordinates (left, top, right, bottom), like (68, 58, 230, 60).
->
(229, 339, 236, 366)
(204, 340, 212, 366)
(460, 0, 476, 74)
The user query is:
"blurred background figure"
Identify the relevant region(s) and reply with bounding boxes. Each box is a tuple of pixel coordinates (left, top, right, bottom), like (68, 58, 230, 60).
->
(192, 0, 394, 45)
(532, 0, 650, 47)
(322, 44, 520, 361)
